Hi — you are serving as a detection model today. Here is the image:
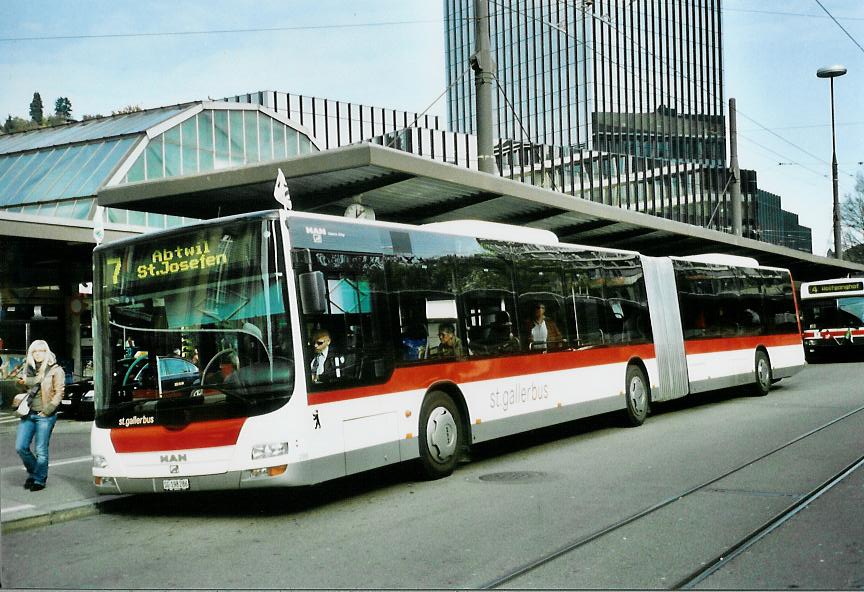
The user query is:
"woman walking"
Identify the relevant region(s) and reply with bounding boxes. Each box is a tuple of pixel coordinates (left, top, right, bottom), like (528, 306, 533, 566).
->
(14, 340, 64, 491)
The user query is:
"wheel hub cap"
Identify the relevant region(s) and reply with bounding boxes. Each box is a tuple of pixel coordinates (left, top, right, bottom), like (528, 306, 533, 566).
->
(630, 377, 646, 415)
(426, 407, 457, 462)
(758, 359, 770, 386)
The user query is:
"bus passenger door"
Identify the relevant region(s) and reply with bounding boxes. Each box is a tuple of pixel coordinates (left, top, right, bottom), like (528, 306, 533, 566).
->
(641, 257, 689, 401)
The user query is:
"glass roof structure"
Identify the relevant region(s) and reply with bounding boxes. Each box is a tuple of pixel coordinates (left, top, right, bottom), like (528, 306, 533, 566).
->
(0, 101, 320, 231)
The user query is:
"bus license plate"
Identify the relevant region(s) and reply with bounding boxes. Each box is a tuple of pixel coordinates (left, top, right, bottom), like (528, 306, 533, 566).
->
(162, 478, 189, 491)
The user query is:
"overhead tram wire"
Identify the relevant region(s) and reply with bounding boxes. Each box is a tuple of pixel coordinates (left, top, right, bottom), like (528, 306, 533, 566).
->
(0, 18, 442, 43)
(813, 0, 864, 56)
(384, 64, 473, 152)
(492, 73, 559, 192)
(742, 121, 864, 132)
(737, 132, 829, 180)
(387, 66, 471, 146)
(735, 109, 857, 176)
(724, 6, 864, 21)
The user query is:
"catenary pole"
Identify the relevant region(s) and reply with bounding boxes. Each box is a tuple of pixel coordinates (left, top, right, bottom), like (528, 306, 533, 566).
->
(472, 0, 497, 174)
(729, 98, 742, 236)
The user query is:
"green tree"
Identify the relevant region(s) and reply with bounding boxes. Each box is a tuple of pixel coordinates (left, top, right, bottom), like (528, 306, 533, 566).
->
(3, 114, 37, 133)
(54, 97, 72, 119)
(112, 104, 143, 115)
(29, 92, 44, 123)
(841, 171, 864, 263)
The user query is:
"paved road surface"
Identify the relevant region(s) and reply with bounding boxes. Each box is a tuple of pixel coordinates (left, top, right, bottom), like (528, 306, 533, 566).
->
(1, 360, 863, 589)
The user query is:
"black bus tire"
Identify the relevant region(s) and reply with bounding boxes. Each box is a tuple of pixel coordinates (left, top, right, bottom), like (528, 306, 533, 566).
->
(417, 391, 462, 480)
(624, 365, 650, 427)
(753, 350, 772, 397)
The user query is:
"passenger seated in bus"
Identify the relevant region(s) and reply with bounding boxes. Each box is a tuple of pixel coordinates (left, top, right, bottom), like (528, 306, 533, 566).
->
(430, 323, 464, 358)
(309, 329, 345, 384)
(524, 303, 563, 351)
(489, 311, 520, 353)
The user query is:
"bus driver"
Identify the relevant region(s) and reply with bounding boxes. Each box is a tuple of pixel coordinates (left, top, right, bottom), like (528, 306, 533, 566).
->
(310, 329, 343, 383)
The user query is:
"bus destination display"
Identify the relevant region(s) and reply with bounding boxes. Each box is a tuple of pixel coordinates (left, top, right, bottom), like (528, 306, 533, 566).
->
(807, 281, 864, 295)
(105, 240, 228, 287)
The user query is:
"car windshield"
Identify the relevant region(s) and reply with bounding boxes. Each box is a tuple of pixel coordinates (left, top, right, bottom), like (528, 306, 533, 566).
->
(93, 215, 294, 429)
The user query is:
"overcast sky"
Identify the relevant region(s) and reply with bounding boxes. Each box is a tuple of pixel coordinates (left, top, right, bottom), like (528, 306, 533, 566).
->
(2, 0, 861, 256)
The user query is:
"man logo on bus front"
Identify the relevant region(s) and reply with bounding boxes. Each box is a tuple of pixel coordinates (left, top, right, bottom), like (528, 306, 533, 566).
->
(313, 410, 321, 429)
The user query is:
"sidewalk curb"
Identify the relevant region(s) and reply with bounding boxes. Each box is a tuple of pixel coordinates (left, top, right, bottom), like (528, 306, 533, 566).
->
(1, 494, 131, 534)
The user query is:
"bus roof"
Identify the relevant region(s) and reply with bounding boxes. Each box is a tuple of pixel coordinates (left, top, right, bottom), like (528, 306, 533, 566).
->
(287, 210, 643, 256)
(422, 220, 558, 245)
(677, 253, 761, 268)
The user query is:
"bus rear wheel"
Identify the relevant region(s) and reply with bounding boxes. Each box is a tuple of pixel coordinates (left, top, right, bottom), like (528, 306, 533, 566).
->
(624, 365, 650, 427)
(753, 350, 772, 397)
(417, 391, 462, 480)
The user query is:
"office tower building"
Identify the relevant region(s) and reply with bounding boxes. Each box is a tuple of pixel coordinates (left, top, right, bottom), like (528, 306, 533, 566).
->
(444, 0, 729, 229)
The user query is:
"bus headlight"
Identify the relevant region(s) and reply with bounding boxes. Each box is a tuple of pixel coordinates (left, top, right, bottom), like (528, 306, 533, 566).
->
(92, 455, 108, 469)
(251, 442, 289, 460)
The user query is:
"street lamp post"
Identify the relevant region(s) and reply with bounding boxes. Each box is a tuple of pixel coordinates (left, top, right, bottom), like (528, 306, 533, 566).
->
(816, 64, 847, 260)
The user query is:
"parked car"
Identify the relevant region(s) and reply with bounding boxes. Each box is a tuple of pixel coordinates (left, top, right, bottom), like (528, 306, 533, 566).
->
(60, 355, 201, 419)
(124, 355, 201, 399)
(60, 378, 95, 420)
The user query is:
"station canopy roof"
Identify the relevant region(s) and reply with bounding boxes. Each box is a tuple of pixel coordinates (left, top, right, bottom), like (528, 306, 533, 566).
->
(0, 101, 320, 236)
(98, 143, 864, 281)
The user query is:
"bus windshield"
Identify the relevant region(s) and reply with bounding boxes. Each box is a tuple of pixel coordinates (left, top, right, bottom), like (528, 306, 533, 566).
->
(93, 215, 294, 429)
(801, 297, 864, 330)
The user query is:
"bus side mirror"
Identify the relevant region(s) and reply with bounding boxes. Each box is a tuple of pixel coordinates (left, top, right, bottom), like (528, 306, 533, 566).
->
(299, 271, 327, 314)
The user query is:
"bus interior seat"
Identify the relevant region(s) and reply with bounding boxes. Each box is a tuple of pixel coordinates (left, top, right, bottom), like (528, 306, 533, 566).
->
(401, 323, 428, 360)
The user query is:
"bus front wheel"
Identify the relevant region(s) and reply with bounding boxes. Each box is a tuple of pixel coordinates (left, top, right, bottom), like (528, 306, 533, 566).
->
(624, 365, 650, 427)
(753, 350, 772, 396)
(418, 391, 462, 480)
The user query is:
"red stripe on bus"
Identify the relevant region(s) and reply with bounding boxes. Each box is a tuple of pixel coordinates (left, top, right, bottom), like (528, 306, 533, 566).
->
(110, 417, 246, 453)
(308, 343, 656, 405)
(683, 333, 801, 355)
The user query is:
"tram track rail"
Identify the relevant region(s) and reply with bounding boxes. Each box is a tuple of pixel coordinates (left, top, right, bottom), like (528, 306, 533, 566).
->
(480, 403, 864, 590)
(674, 452, 864, 589)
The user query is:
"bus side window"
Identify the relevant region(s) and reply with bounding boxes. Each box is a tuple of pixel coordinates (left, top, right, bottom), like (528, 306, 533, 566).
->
(563, 252, 607, 347)
(298, 250, 394, 389)
(386, 253, 458, 364)
(457, 250, 518, 358)
(513, 251, 568, 353)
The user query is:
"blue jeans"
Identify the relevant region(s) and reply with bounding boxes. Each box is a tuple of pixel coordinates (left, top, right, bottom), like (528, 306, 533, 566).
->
(16, 412, 58, 486)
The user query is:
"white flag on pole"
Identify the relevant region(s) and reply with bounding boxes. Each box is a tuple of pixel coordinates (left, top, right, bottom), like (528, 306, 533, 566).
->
(274, 168, 292, 210)
(93, 205, 105, 246)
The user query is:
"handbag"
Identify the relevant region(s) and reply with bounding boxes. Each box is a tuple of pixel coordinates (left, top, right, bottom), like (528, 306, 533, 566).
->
(12, 386, 38, 418)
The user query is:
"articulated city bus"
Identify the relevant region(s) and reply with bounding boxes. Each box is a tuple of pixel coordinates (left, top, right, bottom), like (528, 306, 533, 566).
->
(799, 278, 864, 361)
(90, 210, 804, 493)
